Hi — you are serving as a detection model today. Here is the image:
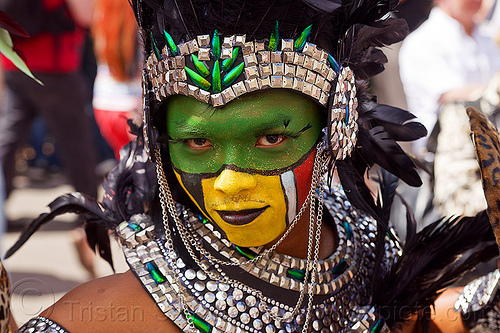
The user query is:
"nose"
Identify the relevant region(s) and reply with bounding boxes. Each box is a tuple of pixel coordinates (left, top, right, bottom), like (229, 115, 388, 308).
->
(213, 169, 257, 196)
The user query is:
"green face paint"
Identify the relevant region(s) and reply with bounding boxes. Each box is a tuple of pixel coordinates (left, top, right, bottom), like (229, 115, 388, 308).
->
(166, 89, 323, 174)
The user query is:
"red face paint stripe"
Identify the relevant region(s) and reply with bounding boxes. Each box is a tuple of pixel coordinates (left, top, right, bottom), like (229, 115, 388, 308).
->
(292, 148, 316, 207)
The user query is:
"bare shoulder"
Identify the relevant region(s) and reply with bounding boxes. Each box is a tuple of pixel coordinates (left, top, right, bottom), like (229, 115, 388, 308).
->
(39, 270, 181, 333)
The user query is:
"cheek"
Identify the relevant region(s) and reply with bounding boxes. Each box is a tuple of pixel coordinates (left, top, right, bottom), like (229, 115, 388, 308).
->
(281, 149, 316, 222)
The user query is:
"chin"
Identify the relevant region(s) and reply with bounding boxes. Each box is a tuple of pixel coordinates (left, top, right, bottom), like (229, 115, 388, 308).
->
(226, 228, 283, 248)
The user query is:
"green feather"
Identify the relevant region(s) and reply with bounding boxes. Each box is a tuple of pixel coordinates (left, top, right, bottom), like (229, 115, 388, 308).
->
(212, 60, 222, 93)
(328, 54, 340, 71)
(294, 24, 312, 51)
(163, 30, 178, 56)
(222, 62, 244, 86)
(151, 32, 162, 60)
(212, 30, 221, 59)
(185, 67, 211, 90)
(269, 21, 279, 51)
(222, 47, 239, 71)
(191, 54, 210, 77)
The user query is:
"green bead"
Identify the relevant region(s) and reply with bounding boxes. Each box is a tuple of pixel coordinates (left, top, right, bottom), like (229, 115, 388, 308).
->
(185, 67, 211, 90)
(212, 60, 222, 93)
(188, 312, 212, 333)
(332, 259, 348, 276)
(197, 215, 209, 224)
(151, 32, 162, 60)
(327, 53, 340, 71)
(128, 222, 141, 231)
(269, 21, 279, 51)
(287, 268, 305, 281)
(222, 47, 239, 72)
(370, 319, 384, 333)
(145, 262, 166, 284)
(212, 30, 221, 59)
(191, 54, 210, 77)
(163, 30, 178, 56)
(344, 222, 352, 240)
(234, 246, 257, 260)
(222, 62, 244, 86)
(294, 24, 312, 51)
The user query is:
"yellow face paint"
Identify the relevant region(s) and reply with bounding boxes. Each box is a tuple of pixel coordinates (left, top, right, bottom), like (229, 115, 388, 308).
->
(175, 169, 287, 247)
(203, 169, 287, 247)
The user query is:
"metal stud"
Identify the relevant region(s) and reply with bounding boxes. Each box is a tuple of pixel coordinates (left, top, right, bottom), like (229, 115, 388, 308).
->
(270, 76, 283, 88)
(234, 35, 246, 46)
(211, 93, 225, 107)
(221, 47, 233, 60)
(178, 42, 190, 55)
(232, 81, 247, 96)
(242, 41, 255, 55)
(197, 35, 211, 47)
(244, 66, 260, 80)
(258, 51, 271, 63)
(258, 76, 271, 89)
(259, 64, 272, 77)
(272, 63, 284, 76)
(270, 51, 282, 63)
(222, 36, 234, 48)
(198, 48, 211, 61)
(243, 54, 258, 67)
(244, 79, 259, 92)
(187, 39, 200, 53)
(221, 87, 236, 103)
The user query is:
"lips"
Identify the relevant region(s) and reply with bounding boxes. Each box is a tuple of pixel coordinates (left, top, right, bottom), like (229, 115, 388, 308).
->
(216, 206, 269, 226)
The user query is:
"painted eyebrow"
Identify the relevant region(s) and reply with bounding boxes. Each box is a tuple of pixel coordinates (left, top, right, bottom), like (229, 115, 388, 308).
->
(170, 122, 210, 137)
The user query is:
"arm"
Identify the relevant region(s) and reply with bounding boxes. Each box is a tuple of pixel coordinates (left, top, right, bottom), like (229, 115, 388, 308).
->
(36, 270, 181, 332)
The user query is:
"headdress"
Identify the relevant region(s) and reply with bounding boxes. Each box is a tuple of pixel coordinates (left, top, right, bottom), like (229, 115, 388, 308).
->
(5, 2, 500, 331)
(134, 0, 427, 224)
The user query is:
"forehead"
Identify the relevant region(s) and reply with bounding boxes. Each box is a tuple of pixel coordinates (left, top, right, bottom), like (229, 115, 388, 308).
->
(164, 89, 323, 133)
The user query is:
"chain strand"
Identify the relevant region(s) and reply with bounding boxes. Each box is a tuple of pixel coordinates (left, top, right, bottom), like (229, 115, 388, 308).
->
(154, 142, 329, 330)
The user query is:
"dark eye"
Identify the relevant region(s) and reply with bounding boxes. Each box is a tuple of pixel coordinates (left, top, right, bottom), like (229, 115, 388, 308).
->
(256, 135, 286, 148)
(186, 138, 212, 149)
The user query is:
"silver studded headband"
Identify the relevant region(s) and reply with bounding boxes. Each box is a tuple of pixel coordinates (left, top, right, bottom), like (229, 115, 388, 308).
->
(144, 25, 358, 159)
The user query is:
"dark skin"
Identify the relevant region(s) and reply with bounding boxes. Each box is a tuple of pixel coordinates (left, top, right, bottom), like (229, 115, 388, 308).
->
(33, 91, 474, 332)
(38, 217, 470, 332)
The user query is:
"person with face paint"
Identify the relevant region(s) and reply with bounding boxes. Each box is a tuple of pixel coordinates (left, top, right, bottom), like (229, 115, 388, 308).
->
(7, 0, 500, 332)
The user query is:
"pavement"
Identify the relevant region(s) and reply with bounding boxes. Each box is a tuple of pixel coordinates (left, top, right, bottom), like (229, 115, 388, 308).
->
(1, 172, 129, 326)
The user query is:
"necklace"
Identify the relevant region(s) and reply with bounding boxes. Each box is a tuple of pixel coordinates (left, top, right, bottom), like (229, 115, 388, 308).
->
(117, 183, 398, 332)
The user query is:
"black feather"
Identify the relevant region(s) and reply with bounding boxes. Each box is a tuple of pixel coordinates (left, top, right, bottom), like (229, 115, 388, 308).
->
(373, 211, 498, 328)
(5, 135, 156, 271)
(356, 126, 422, 186)
(361, 102, 428, 141)
(5, 192, 110, 259)
(395, 191, 417, 243)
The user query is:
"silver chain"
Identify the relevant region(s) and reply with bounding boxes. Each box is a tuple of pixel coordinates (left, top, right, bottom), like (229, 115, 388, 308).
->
(154, 142, 329, 330)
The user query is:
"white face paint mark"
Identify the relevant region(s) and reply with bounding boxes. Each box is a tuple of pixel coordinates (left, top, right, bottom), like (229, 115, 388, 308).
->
(280, 170, 297, 224)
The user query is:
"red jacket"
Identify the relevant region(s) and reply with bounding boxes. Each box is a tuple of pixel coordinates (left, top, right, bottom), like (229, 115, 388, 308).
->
(1, 0, 85, 73)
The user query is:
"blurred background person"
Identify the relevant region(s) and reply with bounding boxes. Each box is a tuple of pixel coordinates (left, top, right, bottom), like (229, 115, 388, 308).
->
(91, 0, 141, 159)
(399, 0, 500, 155)
(399, 0, 500, 218)
(0, 0, 98, 275)
(0, 0, 98, 200)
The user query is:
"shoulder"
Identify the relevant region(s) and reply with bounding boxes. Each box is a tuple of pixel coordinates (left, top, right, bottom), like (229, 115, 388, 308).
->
(39, 270, 181, 333)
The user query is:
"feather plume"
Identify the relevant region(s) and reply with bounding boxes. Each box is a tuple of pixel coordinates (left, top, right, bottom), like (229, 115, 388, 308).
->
(4, 192, 111, 260)
(5, 135, 156, 270)
(356, 126, 422, 186)
(373, 211, 498, 328)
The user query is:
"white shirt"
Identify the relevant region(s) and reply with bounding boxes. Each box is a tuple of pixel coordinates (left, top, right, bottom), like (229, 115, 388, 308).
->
(399, 7, 500, 152)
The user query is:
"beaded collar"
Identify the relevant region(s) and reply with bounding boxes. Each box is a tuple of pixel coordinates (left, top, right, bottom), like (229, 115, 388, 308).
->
(118, 188, 399, 333)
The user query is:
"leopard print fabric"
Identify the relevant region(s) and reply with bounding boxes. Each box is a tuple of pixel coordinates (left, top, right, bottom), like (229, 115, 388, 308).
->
(0, 259, 11, 333)
(468, 107, 500, 247)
